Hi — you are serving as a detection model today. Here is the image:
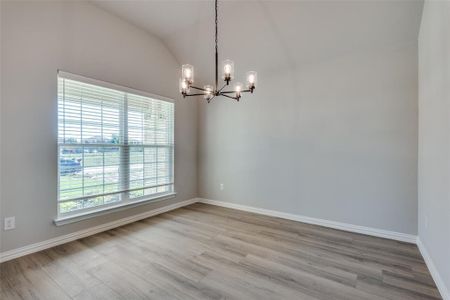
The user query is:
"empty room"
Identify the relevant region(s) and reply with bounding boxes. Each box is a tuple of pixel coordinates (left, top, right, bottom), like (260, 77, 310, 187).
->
(0, 0, 449, 299)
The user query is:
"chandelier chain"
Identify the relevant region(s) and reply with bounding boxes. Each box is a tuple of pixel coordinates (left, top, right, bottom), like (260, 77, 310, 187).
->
(215, 0, 218, 50)
(215, 0, 218, 89)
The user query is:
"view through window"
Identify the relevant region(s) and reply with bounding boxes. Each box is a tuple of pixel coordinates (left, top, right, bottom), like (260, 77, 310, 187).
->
(57, 73, 174, 216)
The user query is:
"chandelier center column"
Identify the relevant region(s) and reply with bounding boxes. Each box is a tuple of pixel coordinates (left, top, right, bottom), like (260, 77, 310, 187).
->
(215, 0, 218, 91)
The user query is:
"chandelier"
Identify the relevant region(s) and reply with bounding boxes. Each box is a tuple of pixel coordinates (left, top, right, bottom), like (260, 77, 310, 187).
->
(179, 0, 257, 102)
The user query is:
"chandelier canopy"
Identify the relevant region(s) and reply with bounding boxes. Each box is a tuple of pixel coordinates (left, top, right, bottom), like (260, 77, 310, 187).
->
(179, 0, 257, 103)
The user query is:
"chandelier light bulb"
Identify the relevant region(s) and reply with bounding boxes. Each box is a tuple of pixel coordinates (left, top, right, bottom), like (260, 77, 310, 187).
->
(204, 85, 214, 101)
(246, 71, 257, 90)
(222, 59, 234, 82)
(234, 82, 243, 98)
(182, 64, 194, 84)
(179, 78, 189, 94)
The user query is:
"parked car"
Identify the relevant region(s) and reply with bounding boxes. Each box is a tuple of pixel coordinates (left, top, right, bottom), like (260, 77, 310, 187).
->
(60, 159, 82, 175)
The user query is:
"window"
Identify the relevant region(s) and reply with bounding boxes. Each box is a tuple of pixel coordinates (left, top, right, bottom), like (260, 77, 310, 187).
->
(57, 72, 174, 217)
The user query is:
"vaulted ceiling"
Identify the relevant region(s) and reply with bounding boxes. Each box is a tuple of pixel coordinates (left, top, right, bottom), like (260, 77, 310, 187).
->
(92, 0, 423, 84)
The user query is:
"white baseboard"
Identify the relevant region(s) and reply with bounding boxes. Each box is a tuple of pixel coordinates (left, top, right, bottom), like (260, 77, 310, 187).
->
(0, 198, 198, 263)
(417, 238, 449, 300)
(197, 198, 417, 244)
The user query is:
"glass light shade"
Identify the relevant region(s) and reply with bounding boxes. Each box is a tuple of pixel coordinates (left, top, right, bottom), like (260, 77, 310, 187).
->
(246, 71, 257, 89)
(181, 64, 194, 84)
(204, 85, 214, 100)
(234, 82, 243, 97)
(179, 78, 189, 93)
(222, 59, 234, 81)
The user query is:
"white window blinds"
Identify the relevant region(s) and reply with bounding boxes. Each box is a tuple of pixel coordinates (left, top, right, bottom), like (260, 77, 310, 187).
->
(57, 72, 174, 216)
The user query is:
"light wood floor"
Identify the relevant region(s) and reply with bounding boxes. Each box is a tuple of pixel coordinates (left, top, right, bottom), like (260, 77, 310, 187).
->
(0, 203, 442, 300)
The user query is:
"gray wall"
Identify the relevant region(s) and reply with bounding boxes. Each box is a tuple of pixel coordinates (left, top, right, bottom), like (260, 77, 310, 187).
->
(198, 41, 418, 235)
(418, 0, 450, 293)
(0, 1, 197, 252)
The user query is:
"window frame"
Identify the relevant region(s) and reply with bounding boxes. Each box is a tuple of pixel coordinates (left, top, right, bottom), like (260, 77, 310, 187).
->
(55, 71, 175, 224)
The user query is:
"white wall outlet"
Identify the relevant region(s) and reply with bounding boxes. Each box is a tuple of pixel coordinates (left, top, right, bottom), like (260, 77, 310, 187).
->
(220, 183, 224, 191)
(4, 216, 15, 230)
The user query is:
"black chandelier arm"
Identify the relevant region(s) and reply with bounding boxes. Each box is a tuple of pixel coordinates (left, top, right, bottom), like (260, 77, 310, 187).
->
(219, 89, 252, 95)
(218, 90, 234, 94)
(190, 85, 208, 92)
(190, 83, 253, 96)
(217, 83, 228, 94)
(183, 93, 206, 97)
(219, 93, 240, 101)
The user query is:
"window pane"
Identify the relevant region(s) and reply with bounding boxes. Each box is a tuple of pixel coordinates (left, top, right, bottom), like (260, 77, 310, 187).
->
(58, 146, 123, 201)
(58, 74, 174, 216)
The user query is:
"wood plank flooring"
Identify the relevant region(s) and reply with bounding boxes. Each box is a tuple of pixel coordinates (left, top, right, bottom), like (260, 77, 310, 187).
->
(0, 203, 442, 299)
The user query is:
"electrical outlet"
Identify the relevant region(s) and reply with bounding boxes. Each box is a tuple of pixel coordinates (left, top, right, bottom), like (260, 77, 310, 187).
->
(4, 217, 15, 231)
(220, 183, 224, 191)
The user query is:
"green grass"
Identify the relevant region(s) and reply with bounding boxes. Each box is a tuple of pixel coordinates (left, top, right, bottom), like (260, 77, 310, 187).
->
(59, 174, 120, 213)
(58, 148, 169, 214)
(60, 151, 121, 167)
(60, 149, 148, 167)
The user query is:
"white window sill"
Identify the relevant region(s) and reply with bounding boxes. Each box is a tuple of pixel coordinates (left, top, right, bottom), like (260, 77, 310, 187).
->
(54, 192, 177, 226)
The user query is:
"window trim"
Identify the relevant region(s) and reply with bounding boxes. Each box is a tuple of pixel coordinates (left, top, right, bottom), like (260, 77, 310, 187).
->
(55, 70, 176, 223)
(54, 192, 177, 226)
(57, 71, 175, 104)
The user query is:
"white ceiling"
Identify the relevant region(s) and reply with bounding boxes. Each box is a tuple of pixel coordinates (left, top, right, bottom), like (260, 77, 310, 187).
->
(92, 0, 212, 39)
(93, 0, 424, 84)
